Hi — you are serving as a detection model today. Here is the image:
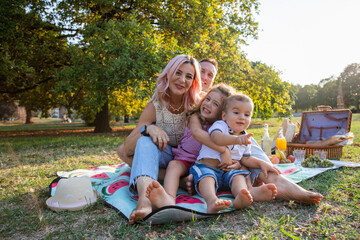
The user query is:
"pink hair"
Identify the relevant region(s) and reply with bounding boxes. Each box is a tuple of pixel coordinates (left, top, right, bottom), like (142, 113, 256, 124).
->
(153, 55, 202, 111)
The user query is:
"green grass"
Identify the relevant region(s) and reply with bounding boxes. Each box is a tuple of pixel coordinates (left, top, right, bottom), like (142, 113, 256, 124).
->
(0, 114, 359, 239)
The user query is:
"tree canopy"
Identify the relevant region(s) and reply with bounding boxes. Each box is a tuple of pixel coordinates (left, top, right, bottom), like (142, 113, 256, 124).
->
(1, 0, 298, 131)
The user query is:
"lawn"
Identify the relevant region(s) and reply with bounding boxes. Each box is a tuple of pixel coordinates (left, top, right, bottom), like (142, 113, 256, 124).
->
(0, 114, 359, 239)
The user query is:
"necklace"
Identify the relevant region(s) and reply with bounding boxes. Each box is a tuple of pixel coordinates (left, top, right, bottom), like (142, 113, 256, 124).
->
(168, 101, 184, 112)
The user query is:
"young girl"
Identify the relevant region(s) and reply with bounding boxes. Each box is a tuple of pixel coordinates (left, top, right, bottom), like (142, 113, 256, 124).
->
(191, 93, 281, 213)
(146, 83, 235, 208)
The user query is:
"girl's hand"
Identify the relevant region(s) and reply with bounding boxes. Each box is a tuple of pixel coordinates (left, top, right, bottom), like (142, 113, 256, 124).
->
(260, 162, 281, 178)
(218, 148, 232, 170)
(147, 125, 170, 151)
(222, 160, 241, 171)
(236, 133, 253, 145)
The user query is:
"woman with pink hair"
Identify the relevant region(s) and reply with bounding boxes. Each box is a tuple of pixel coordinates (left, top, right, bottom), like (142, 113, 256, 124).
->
(121, 54, 202, 224)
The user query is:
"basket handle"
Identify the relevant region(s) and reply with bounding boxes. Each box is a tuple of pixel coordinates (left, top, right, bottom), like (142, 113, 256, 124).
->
(317, 105, 332, 111)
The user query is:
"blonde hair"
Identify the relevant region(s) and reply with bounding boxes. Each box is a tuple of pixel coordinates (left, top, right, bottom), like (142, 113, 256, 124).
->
(152, 55, 201, 111)
(189, 83, 236, 124)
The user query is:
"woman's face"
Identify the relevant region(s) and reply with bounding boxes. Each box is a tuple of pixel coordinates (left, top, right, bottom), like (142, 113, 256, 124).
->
(168, 62, 195, 97)
(200, 90, 223, 123)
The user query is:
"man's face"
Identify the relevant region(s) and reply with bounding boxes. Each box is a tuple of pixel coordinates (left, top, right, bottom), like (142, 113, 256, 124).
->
(200, 61, 217, 91)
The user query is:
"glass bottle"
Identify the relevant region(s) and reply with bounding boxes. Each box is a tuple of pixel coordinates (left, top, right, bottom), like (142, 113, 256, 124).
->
(261, 124, 272, 157)
(275, 127, 287, 151)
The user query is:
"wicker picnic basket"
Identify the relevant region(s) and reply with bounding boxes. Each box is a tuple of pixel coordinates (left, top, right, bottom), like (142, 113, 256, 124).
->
(287, 143, 343, 159)
(287, 107, 352, 160)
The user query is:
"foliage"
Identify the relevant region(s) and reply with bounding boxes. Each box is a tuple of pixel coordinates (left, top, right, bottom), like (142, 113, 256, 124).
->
(239, 62, 293, 119)
(0, 100, 17, 121)
(109, 86, 150, 122)
(293, 84, 318, 111)
(340, 63, 360, 111)
(292, 63, 360, 111)
(316, 77, 337, 107)
(0, 0, 68, 121)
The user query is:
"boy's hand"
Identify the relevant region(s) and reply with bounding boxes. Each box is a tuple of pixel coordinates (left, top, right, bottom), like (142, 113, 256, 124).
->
(260, 162, 281, 178)
(236, 133, 253, 145)
(221, 160, 241, 171)
(218, 148, 232, 170)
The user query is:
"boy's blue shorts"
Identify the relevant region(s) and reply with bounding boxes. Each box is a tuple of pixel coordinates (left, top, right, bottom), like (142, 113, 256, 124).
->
(190, 162, 250, 197)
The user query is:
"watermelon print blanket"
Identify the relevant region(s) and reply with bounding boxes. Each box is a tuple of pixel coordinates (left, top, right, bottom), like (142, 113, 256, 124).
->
(49, 160, 360, 224)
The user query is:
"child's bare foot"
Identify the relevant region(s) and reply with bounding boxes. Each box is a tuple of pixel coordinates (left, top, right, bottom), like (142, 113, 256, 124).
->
(186, 174, 195, 195)
(146, 181, 175, 208)
(129, 206, 152, 224)
(207, 199, 232, 213)
(250, 183, 277, 202)
(233, 189, 253, 209)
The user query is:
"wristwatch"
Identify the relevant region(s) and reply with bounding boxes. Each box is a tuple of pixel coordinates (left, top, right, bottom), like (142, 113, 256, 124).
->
(140, 125, 150, 136)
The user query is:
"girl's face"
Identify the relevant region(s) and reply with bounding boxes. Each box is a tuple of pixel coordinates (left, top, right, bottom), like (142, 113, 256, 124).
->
(200, 90, 223, 123)
(168, 62, 195, 97)
(222, 100, 252, 135)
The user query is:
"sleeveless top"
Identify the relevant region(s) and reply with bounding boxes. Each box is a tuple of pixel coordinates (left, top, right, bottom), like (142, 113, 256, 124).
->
(153, 100, 187, 147)
(172, 123, 211, 162)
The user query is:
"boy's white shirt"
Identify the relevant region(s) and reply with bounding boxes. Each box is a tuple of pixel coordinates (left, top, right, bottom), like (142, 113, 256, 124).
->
(197, 120, 251, 163)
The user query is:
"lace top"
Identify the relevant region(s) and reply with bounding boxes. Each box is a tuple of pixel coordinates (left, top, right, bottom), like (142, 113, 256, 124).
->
(153, 100, 187, 147)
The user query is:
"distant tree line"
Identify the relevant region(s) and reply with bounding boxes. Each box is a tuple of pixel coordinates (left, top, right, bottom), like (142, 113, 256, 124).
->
(291, 63, 360, 112)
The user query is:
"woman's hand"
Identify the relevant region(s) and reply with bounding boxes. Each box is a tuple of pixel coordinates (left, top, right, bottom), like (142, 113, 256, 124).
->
(236, 133, 253, 145)
(147, 125, 170, 151)
(260, 162, 281, 178)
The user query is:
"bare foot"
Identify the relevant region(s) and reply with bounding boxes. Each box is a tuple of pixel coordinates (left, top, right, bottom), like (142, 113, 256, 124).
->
(261, 173, 323, 205)
(186, 174, 195, 195)
(207, 199, 232, 213)
(250, 183, 277, 202)
(146, 181, 175, 208)
(274, 177, 323, 204)
(129, 207, 152, 224)
(233, 189, 253, 209)
(278, 190, 323, 204)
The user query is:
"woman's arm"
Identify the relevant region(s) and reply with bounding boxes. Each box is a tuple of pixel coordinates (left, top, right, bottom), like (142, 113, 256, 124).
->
(189, 114, 226, 153)
(241, 156, 281, 178)
(123, 103, 157, 156)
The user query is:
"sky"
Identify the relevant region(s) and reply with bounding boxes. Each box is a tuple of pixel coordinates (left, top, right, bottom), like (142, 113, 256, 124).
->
(242, 0, 360, 86)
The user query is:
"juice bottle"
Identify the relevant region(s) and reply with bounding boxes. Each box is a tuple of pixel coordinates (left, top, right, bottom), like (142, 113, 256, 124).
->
(275, 127, 287, 151)
(261, 124, 272, 157)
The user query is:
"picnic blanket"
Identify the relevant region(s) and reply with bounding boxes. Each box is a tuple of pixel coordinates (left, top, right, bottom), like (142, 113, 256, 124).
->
(49, 160, 360, 224)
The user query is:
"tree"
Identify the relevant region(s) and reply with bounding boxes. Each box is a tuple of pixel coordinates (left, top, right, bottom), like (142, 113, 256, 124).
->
(0, 0, 68, 123)
(234, 62, 294, 119)
(109, 86, 150, 123)
(339, 63, 360, 111)
(294, 84, 318, 111)
(0, 100, 17, 122)
(316, 77, 337, 108)
(52, 0, 261, 132)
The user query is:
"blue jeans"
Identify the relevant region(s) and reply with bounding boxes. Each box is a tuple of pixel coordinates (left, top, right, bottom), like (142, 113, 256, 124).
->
(249, 137, 271, 183)
(129, 136, 173, 194)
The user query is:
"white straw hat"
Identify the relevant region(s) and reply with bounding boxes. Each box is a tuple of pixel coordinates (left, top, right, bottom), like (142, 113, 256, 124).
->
(46, 176, 98, 211)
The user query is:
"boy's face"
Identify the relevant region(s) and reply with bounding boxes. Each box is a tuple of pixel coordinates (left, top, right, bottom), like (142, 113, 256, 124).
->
(222, 100, 253, 135)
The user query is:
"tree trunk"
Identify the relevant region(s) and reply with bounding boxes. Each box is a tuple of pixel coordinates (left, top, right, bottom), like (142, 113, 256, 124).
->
(124, 114, 129, 123)
(94, 101, 112, 133)
(25, 108, 33, 124)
